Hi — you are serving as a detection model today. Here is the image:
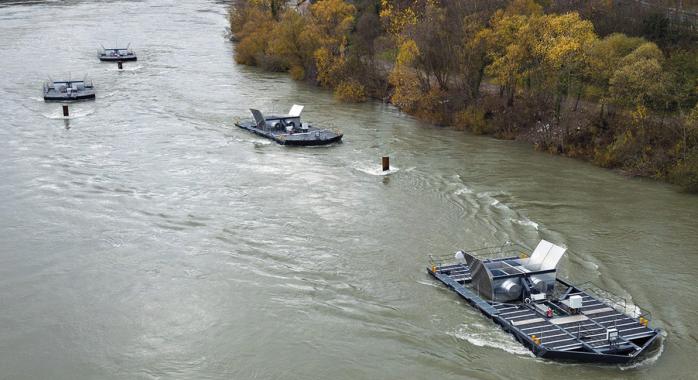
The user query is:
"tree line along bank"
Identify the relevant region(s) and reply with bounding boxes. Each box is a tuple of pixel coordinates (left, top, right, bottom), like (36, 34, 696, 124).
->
(228, 0, 698, 192)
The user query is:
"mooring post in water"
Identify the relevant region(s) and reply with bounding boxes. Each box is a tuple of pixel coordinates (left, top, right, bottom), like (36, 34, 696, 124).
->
(117, 61, 123, 70)
(382, 156, 390, 171)
(62, 104, 69, 117)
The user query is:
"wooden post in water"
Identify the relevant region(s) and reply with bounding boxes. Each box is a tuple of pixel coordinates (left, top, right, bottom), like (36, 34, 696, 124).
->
(382, 156, 390, 171)
(117, 61, 123, 70)
(62, 104, 69, 117)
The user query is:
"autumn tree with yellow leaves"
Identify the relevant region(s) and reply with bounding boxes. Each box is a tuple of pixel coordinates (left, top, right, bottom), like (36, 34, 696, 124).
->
(228, 0, 370, 101)
(229, 0, 698, 191)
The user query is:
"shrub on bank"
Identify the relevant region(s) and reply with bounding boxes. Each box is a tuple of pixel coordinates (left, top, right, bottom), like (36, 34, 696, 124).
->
(229, 0, 373, 101)
(454, 106, 487, 134)
(334, 80, 367, 102)
(670, 151, 698, 192)
(289, 65, 305, 81)
(229, 6, 274, 66)
(595, 129, 638, 168)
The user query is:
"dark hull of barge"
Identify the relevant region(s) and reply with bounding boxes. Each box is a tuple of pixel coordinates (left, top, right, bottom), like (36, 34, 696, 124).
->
(99, 55, 137, 62)
(43, 93, 96, 102)
(428, 264, 661, 364)
(236, 121, 343, 146)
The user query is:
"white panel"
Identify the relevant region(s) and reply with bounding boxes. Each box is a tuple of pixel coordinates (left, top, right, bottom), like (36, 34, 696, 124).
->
(568, 295, 583, 309)
(525, 240, 566, 271)
(540, 243, 566, 271)
(288, 104, 304, 117)
(550, 314, 588, 325)
(531, 293, 546, 301)
(526, 240, 553, 269)
(511, 317, 545, 326)
(582, 307, 614, 315)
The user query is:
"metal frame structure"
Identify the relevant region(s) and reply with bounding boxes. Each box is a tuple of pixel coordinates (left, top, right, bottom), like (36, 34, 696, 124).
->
(428, 243, 661, 364)
(236, 105, 343, 146)
(98, 44, 137, 61)
(43, 78, 96, 102)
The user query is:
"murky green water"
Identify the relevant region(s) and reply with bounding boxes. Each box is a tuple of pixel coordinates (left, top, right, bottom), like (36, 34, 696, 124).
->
(1, 0, 697, 378)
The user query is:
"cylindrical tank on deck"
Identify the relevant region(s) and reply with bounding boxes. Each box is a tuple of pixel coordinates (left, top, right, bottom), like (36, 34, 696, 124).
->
(500, 279, 522, 299)
(530, 276, 547, 293)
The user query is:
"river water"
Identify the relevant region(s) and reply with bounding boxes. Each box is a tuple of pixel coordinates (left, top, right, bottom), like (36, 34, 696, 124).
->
(1, 0, 697, 379)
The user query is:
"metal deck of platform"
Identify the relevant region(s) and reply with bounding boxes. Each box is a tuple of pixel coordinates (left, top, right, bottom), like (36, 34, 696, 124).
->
(235, 121, 342, 146)
(428, 263, 661, 364)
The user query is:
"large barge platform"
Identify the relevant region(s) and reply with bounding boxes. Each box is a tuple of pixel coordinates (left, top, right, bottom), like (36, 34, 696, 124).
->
(428, 241, 661, 364)
(235, 105, 343, 146)
(43, 79, 95, 102)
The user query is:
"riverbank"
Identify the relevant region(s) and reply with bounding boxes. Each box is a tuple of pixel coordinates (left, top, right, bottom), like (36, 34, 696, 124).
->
(227, 0, 698, 192)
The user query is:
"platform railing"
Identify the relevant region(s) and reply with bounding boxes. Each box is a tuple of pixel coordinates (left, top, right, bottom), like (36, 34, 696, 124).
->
(429, 242, 531, 265)
(428, 242, 535, 274)
(467, 242, 530, 260)
(577, 282, 653, 325)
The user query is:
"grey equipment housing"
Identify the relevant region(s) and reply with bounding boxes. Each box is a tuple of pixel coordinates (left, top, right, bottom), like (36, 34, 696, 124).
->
(236, 104, 343, 146)
(465, 240, 565, 302)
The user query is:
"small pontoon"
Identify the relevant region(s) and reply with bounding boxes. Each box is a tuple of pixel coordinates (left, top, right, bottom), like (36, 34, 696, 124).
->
(235, 105, 343, 146)
(43, 79, 96, 102)
(98, 45, 137, 61)
(428, 240, 661, 364)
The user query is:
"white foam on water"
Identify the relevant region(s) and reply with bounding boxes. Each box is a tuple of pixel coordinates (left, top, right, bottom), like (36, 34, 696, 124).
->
(233, 137, 272, 146)
(619, 333, 666, 371)
(579, 259, 599, 271)
(415, 279, 442, 289)
(252, 139, 272, 146)
(454, 186, 473, 195)
(628, 303, 642, 318)
(452, 323, 535, 358)
(29, 96, 44, 102)
(39, 183, 62, 192)
(513, 218, 539, 230)
(476, 191, 509, 211)
(42, 108, 95, 120)
(107, 65, 144, 72)
(476, 190, 543, 234)
(354, 162, 400, 176)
